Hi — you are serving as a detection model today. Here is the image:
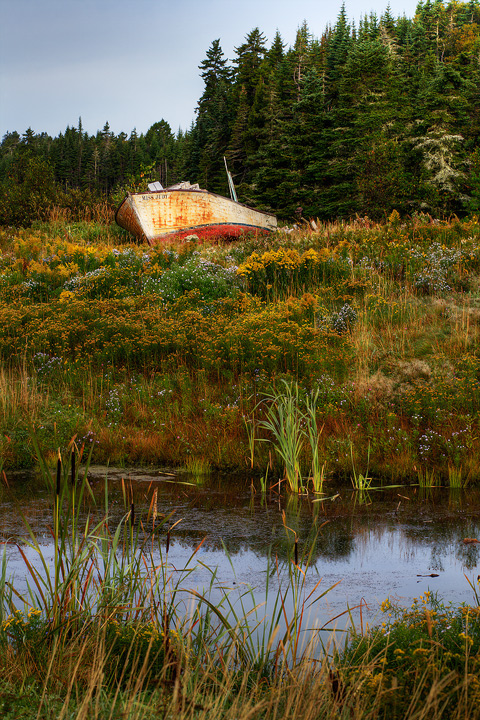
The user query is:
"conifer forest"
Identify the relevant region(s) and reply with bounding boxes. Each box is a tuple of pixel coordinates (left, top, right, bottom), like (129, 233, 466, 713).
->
(2, 0, 480, 226)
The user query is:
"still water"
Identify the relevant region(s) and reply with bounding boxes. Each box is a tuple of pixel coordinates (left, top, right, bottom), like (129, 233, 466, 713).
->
(1, 466, 480, 634)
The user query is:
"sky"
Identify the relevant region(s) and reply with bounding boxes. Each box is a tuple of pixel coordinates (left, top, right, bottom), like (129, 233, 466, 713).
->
(1, 0, 420, 140)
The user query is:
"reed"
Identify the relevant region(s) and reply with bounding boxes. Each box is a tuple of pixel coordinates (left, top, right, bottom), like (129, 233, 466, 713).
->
(417, 466, 437, 488)
(4, 436, 171, 629)
(447, 464, 464, 489)
(244, 415, 256, 469)
(2, 441, 480, 718)
(183, 456, 212, 481)
(2, 625, 478, 720)
(257, 380, 305, 493)
(2, 432, 335, 653)
(259, 466, 269, 493)
(0, 363, 47, 427)
(0, 446, 347, 718)
(304, 389, 326, 494)
(350, 441, 373, 491)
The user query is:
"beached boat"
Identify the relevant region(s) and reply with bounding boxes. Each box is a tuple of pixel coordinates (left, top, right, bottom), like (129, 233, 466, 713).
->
(115, 180, 277, 244)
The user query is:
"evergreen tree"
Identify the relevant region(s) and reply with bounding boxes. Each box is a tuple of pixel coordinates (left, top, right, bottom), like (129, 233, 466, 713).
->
(233, 28, 268, 105)
(411, 61, 471, 211)
(144, 120, 176, 186)
(195, 39, 233, 191)
(265, 30, 286, 71)
(290, 68, 332, 218)
(1, 2, 479, 223)
(0, 129, 58, 225)
(326, 4, 352, 100)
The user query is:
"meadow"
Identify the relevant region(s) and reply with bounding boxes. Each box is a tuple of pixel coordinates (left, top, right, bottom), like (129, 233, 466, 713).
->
(1, 212, 480, 488)
(2, 213, 480, 717)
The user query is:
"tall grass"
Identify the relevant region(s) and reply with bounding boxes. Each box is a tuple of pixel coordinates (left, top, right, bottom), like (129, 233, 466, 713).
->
(448, 464, 465, 488)
(183, 455, 212, 482)
(339, 590, 480, 719)
(417, 466, 437, 488)
(3, 435, 175, 632)
(257, 381, 305, 493)
(350, 441, 373, 491)
(255, 382, 329, 494)
(304, 389, 326, 493)
(2, 438, 480, 717)
(0, 435, 345, 710)
(0, 363, 46, 427)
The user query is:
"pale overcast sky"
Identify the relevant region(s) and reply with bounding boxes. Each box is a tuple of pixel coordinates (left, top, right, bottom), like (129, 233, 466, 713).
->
(0, 0, 420, 139)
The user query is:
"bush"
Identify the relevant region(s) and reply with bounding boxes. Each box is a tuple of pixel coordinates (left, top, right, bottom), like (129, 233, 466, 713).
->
(339, 593, 480, 716)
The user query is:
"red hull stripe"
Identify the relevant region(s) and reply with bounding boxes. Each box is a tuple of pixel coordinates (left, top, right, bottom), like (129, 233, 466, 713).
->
(154, 223, 272, 242)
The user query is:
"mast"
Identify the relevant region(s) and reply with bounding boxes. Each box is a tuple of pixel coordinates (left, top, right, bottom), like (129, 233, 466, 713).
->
(224, 157, 238, 203)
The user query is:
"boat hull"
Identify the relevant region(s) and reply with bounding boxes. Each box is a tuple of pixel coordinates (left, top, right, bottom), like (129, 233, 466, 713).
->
(115, 189, 277, 244)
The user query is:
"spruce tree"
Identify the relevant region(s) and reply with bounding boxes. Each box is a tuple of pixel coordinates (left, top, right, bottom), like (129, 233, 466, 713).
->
(195, 39, 233, 191)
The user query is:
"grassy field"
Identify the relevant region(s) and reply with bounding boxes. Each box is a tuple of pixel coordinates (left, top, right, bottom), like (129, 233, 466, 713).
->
(1, 213, 480, 488)
(2, 213, 480, 716)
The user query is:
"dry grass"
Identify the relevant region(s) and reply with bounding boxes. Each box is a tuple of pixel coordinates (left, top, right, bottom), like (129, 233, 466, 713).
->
(2, 615, 479, 720)
(48, 201, 115, 226)
(0, 364, 47, 426)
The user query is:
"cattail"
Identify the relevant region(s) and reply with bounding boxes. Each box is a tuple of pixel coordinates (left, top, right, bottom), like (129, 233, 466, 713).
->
(56, 453, 61, 496)
(152, 489, 158, 529)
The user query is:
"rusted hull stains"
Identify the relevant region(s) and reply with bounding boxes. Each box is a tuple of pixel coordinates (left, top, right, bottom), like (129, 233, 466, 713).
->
(115, 189, 277, 244)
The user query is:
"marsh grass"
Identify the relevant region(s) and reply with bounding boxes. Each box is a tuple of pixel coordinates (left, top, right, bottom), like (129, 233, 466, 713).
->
(448, 464, 465, 489)
(417, 466, 437, 488)
(0, 363, 47, 427)
(0, 434, 349, 718)
(304, 389, 326, 494)
(244, 415, 256, 469)
(257, 381, 305, 493)
(183, 456, 212, 481)
(2, 439, 480, 717)
(255, 381, 329, 495)
(350, 442, 373, 491)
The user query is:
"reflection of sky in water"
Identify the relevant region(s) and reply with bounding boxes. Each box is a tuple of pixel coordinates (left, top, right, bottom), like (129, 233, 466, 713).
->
(1, 472, 480, 634)
(159, 523, 480, 632)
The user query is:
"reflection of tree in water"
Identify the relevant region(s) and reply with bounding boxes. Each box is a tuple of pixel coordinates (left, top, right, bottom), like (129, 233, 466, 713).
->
(6, 473, 480, 573)
(429, 545, 446, 573)
(403, 521, 480, 572)
(429, 540, 480, 573)
(456, 542, 479, 571)
(159, 494, 358, 564)
(277, 496, 355, 564)
(312, 523, 355, 561)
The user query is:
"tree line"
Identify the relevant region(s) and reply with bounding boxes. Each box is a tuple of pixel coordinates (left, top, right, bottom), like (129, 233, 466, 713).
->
(1, 0, 480, 226)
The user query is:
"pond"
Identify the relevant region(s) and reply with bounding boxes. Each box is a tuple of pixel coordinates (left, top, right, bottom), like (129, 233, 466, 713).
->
(1, 466, 480, 637)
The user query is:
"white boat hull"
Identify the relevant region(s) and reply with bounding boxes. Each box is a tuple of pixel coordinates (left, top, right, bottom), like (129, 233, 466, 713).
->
(115, 189, 277, 244)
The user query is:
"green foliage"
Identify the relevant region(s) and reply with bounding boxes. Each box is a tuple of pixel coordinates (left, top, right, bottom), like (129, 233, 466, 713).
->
(2, 2, 480, 224)
(0, 154, 58, 226)
(151, 256, 241, 309)
(255, 380, 328, 494)
(340, 592, 480, 716)
(257, 380, 306, 493)
(350, 441, 373, 490)
(2, 216, 480, 480)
